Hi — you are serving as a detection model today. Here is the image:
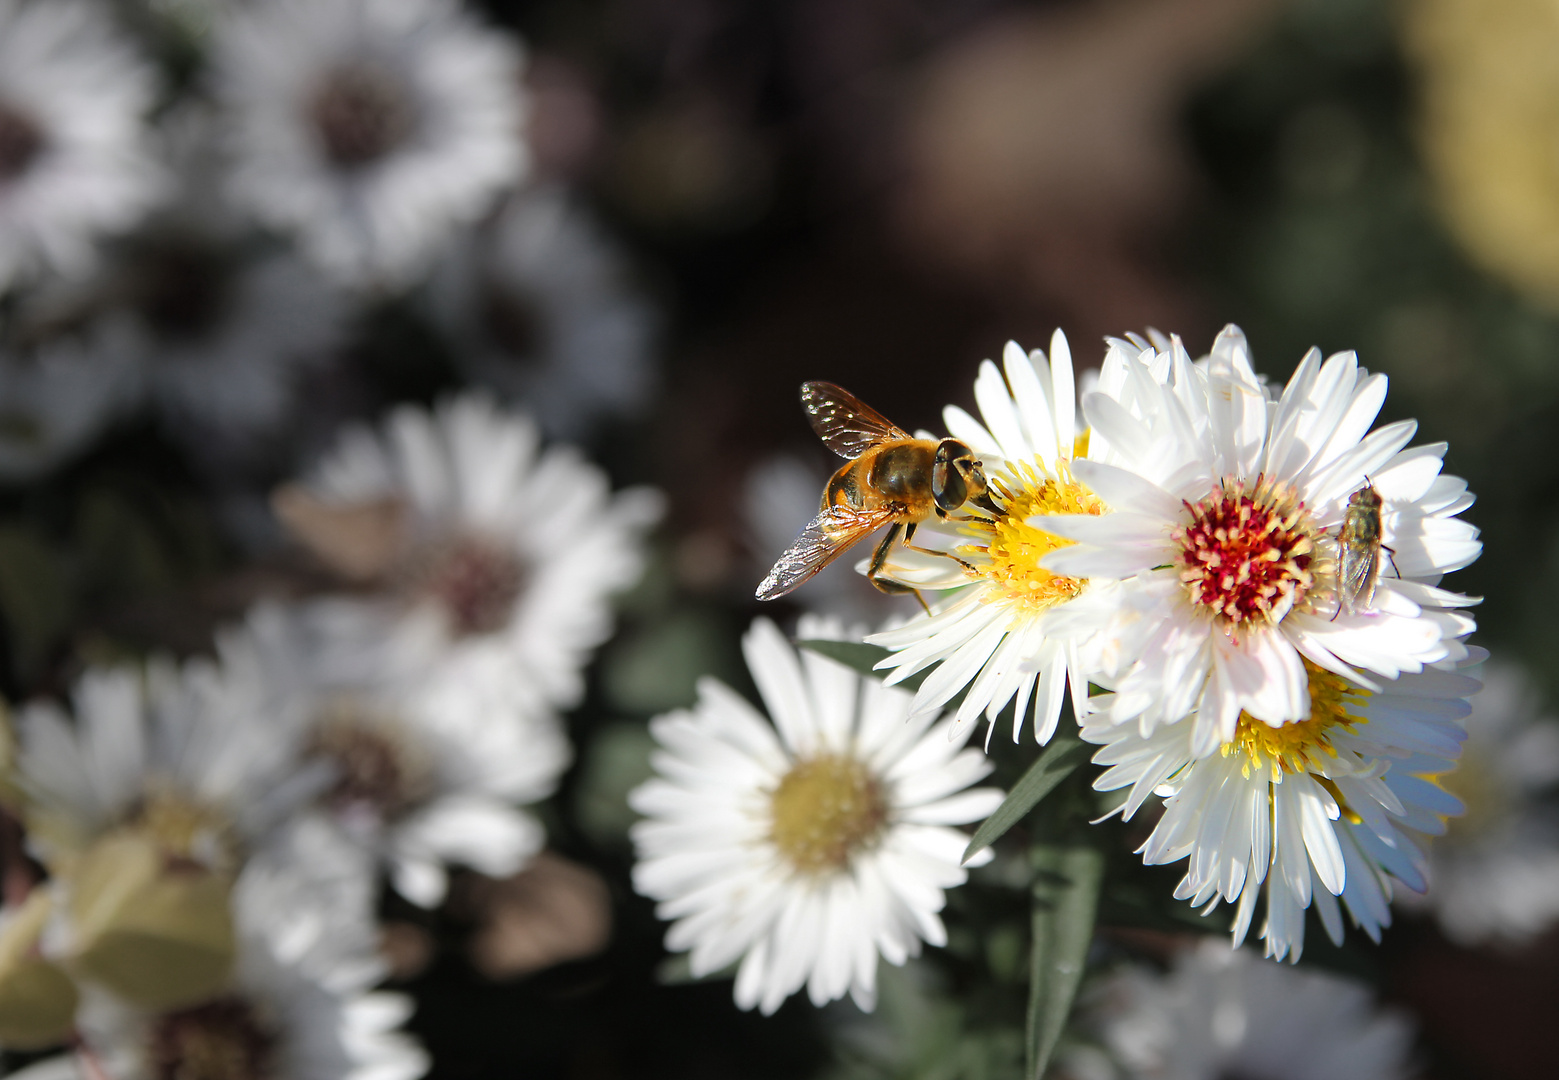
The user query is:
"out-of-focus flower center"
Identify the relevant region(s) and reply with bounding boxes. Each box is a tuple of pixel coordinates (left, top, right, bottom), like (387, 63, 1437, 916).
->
(310, 700, 433, 822)
(0, 100, 43, 182)
(309, 61, 416, 168)
(1436, 750, 1509, 842)
(966, 461, 1105, 613)
(146, 995, 276, 1080)
(768, 754, 887, 875)
(408, 535, 525, 637)
(1223, 660, 1368, 790)
(131, 789, 238, 872)
(1175, 477, 1317, 626)
(480, 281, 549, 360)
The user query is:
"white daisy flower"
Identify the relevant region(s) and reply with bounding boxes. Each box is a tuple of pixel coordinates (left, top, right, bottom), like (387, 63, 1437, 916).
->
(33, 815, 429, 1080)
(1085, 655, 1480, 962)
(428, 185, 657, 440)
(215, 602, 571, 907)
(1404, 660, 1559, 945)
(288, 392, 662, 713)
(214, 0, 528, 288)
(1041, 326, 1480, 754)
(867, 332, 1119, 745)
(119, 238, 348, 448)
(15, 655, 323, 871)
(1075, 940, 1415, 1080)
(629, 616, 1004, 1015)
(0, 0, 165, 292)
(103, 108, 350, 447)
(0, 326, 138, 482)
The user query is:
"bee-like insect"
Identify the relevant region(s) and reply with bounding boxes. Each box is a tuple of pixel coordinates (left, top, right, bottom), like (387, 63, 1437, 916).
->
(1334, 481, 1396, 618)
(756, 382, 996, 603)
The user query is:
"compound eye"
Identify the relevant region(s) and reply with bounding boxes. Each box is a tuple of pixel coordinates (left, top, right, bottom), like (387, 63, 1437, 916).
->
(933, 456, 967, 512)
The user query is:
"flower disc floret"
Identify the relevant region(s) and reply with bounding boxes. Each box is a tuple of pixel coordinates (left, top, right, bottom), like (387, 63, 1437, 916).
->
(148, 996, 277, 1080)
(768, 755, 887, 875)
(970, 463, 1104, 614)
(1175, 477, 1317, 626)
(1224, 661, 1367, 782)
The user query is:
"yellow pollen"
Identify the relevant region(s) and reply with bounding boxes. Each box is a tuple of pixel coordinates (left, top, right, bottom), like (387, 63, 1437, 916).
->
(1221, 659, 1370, 784)
(768, 755, 887, 875)
(965, 460, 1106, 613)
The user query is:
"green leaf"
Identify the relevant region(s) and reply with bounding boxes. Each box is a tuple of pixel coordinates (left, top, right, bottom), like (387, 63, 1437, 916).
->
(796, 639, 943, 696)
(962, 737, 1086, 865)
(796, 638, 892, 675)
(1026, 844, 1103, 1080)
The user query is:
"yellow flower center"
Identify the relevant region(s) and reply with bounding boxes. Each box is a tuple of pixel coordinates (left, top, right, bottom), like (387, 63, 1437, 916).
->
(1222, 660, 1369, 786)
(965, 460, 1106, 613)
(1435, 751, 1507, 841)
(768, 754, 887, 875)
(132, 790, 238, 872)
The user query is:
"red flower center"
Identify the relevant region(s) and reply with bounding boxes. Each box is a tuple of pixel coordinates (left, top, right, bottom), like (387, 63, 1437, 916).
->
(1174, 477, 1316, 626)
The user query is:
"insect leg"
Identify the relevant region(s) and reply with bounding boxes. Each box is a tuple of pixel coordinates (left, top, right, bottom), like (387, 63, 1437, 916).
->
(898, 521, 979, 576)
(866, 523, 933, 613)
(1381, 543, 1401, 580)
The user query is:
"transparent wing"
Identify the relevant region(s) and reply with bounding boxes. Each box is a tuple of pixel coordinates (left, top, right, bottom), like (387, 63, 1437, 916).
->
(756, 505, 898, 600)
(1337, 542, 1381, 615)
(801, 382, 911, 459)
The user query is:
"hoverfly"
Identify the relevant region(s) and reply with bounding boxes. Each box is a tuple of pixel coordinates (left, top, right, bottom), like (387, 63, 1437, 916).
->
(1334, 480, 1396, 618)
(756, 381, 996, 603)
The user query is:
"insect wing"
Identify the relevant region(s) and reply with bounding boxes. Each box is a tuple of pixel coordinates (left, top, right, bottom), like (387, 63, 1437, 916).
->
(1336, 515, 1382, 616)
(756, 505, 898, 600)
(1337, 534, 1381, 615)
(801, 382, 911, 459)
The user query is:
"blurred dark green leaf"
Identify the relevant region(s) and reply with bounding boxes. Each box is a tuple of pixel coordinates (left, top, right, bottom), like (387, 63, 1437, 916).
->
(798, 638, 937, 692)
(0, 527, 70, 681)
(1026, 844, 1102, 1080)
(963, 738, 1086, 866)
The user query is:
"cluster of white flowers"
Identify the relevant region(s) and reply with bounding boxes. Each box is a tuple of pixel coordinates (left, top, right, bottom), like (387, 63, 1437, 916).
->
(875, 326, 1481, 962)
(0, 393, 658, 1077)
(632, 323, 1484, 1020)
(0, 0, 653, 481)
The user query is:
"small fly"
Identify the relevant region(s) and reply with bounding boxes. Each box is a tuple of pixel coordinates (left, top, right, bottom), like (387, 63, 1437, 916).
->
(1333, 481, 1397, 618)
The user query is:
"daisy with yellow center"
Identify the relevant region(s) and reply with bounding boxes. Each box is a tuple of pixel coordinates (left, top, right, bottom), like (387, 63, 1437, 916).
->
(630, 616, 1003, 1015)
(869, 333, 1118, 744)
(1085, 655, 1481, 962)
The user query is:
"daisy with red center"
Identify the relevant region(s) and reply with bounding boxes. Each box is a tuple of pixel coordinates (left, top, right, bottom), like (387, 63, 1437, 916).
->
(1037, 327, 1480, 756)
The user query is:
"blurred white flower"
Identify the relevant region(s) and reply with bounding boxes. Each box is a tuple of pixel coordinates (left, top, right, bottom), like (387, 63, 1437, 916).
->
(1402, 660, 1559, 945)
(0, 325, 138, 482)
(91, 105, 352, 450)
(15, 657, 324, 870)
(430, 185, 657, 440)
(30, 816, 428, 1080)
(1086, 657, 1480, 962)
(1071, 940, 1415, 1080)
(216, 602, 571, 907)
(117, 237, 347, 447)
(0, 0, 165, 292)
(630, 616, 1004, 1014)
(285, 393, 662, 713)
(214, 0, 528, 288)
